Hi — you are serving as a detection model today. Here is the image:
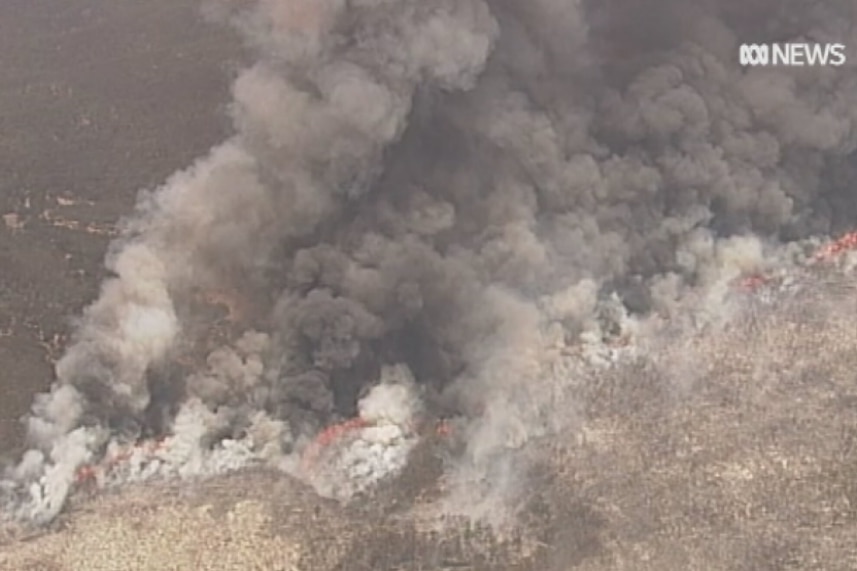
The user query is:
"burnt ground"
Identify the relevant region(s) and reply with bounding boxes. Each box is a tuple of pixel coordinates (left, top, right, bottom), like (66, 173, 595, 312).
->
(3, 270, 857, 570)
(4, 3, 857, 570)
(0, 0, 241, 454)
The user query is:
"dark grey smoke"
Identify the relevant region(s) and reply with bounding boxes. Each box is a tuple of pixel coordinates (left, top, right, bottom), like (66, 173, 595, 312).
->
(3, 0, 856, 523)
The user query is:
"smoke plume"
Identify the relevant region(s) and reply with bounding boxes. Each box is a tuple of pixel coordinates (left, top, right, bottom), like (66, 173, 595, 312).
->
(2, 0, 856, 524)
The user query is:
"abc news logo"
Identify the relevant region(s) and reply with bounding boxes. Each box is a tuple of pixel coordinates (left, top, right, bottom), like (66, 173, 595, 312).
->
(739, 43, 847, 67)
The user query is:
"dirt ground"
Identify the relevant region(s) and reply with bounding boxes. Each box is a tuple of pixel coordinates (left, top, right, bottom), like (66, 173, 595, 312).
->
(0, 0, 240, 453)
(4, 2, 857, 570)
(3, 271, 857, 570)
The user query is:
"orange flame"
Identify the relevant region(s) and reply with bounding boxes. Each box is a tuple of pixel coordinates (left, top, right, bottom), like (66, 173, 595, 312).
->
(813, 231, 857, 262)
(300, 417, 370, 474)
(74, 464, 98, 486)
(74, 438, 167, 487)
(736, 274, 770, 292)
(435, 419, 454, 438)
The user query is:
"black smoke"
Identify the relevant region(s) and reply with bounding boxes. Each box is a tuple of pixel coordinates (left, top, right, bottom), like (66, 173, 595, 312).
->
(4, 0, 856, 523)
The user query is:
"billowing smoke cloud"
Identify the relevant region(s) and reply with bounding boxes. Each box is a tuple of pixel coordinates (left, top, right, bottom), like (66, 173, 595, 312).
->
(3, 0, 857, 524)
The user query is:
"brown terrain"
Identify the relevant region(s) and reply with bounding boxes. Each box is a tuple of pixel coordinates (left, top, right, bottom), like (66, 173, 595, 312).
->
(2, 269, 857, 570)
(3, 2, 857, 570)
(0, 0, 239, 452)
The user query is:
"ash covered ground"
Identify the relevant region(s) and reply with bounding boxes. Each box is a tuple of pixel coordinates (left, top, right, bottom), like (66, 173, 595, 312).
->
(3, 266, 857, 570)
(0, 0, 239, 452)
(2, 0, 857, 569)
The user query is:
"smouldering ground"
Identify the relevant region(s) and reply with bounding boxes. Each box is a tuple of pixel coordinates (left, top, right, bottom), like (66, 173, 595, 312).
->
(0, 0, 239, 452)
(3, 267, 857, 570)
(4, 2, 857, 570)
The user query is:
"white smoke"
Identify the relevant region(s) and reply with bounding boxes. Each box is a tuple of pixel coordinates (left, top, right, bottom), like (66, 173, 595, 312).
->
(3, 0, 857, 527)
(306, 365, 422, 500)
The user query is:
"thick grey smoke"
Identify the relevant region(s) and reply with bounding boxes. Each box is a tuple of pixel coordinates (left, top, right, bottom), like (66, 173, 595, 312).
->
(3, 0, 856, 524)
